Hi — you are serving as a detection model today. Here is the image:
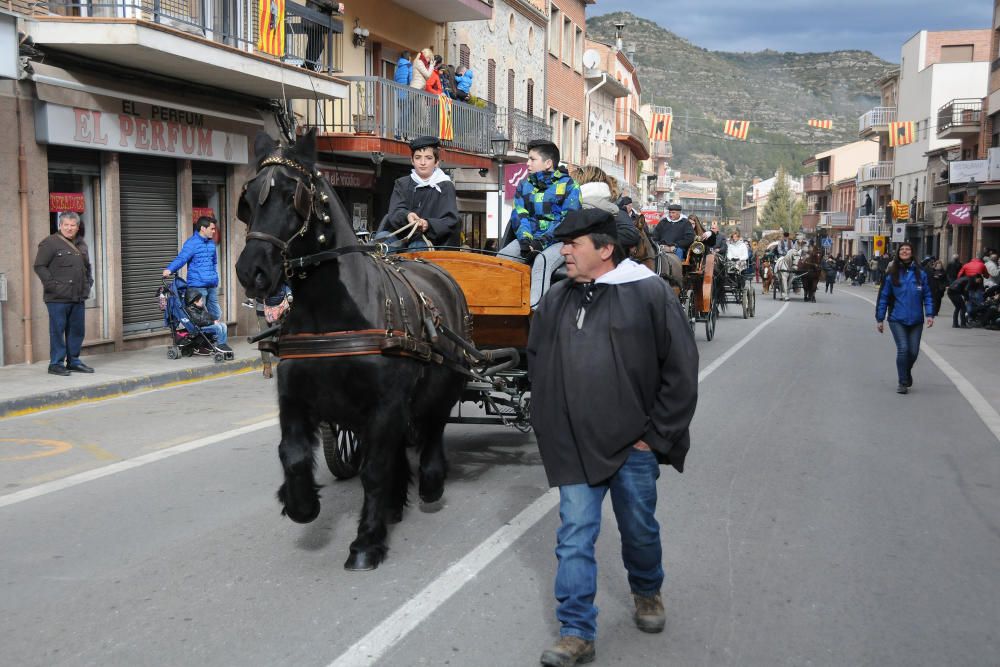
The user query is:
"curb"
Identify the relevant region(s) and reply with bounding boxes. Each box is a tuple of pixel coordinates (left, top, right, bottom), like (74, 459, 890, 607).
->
(0, 357, 263, 419)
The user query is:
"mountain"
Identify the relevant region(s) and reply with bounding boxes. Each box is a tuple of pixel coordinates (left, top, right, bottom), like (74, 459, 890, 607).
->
(586, 12, 896, 217)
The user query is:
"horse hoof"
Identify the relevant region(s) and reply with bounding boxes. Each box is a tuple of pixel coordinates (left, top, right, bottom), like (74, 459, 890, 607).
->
(386, 507, 403, 524)
(282, 500, 320, 524)
(344, 549, 383, 571)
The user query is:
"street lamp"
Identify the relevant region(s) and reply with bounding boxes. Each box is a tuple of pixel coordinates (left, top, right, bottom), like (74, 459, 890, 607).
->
(491, 130, 510, 195)
(967, 177, 979, 215)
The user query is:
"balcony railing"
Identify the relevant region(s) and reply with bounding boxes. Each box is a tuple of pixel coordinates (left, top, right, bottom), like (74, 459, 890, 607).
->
(616, 109, 650, 156)
(33, 0, 343, 73)
(855, 213, 888, 237)
(857, 161, 893, 184)
(819, 211, 850, 228)
(803, 172, 830, 192)
(300, 76, 549, 156)
(651, 140, 672, 158)
(858, 106, 897, 135)
(937, 98, 982, 136)
(655, 176, 671, 191)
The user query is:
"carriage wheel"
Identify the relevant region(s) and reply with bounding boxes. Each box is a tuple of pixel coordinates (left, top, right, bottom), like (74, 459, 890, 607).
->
(320, 422, 362, 480)
(748, 287, 757, 317)
(684, 289, 697, 333)
(741, 285, 749, 319)
(705, 297, 717, 341)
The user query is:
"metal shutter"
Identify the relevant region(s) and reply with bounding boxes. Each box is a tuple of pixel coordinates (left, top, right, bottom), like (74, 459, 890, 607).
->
(120, 155, 178, 332)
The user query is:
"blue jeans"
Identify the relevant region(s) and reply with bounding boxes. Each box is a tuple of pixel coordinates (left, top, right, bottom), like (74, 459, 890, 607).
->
(554, 449, 663, 641)
(200, 322, 228, 345)
(674, 247, 686, 259)
(888, 320, 923, 385)
(498, 240, 565, 308)
(189, 287, 221, 320)
(47, 301, 86, 366)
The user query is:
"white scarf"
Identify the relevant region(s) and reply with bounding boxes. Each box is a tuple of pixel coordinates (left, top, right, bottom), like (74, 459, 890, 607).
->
(410, 167, 451, 192)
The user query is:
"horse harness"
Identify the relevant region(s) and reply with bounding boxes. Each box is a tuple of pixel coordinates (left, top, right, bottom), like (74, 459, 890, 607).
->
(246, 153, 485, 377)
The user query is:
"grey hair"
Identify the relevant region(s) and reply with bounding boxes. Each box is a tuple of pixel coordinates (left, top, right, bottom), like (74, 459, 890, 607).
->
(58, 211, 81, 224)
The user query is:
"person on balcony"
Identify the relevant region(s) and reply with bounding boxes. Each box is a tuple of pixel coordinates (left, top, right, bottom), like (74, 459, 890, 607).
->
(424, 55, 445, 96)
(393, 51, 413, 140)
(374, 136, 459, 251)
(455, 65, 473, 102)
(411, 47, 434, 91)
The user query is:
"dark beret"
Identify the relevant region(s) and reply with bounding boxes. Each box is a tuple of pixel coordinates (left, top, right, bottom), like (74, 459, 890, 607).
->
(667, 203, 682, 211)
(409, 136, 440, 151)
(555, 208, 618, 241)
(619, 196, 633, 207)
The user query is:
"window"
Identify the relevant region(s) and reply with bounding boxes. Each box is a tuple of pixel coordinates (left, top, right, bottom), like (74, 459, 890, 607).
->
(527, 79, 534, 117)
(941, 44, 974, 63)
(508, 69, 515, 113)
(548, 7, 560, 56)
(562, 18, 572, 64)
(574, 26, 584, 72)
(549, 109, 559, 146)
(573, 119, 582, 163)
(488, 58, 496, 104)
(508, 12, 517, 44)
(460, 44, 470, 69)
(562, 114, 572, 163)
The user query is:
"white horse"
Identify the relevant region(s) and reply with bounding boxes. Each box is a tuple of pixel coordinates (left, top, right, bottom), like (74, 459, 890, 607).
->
(773, 248, 801, 301)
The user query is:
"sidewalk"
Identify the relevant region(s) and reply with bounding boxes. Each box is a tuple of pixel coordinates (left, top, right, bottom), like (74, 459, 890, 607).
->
(0, 338, 263, 419)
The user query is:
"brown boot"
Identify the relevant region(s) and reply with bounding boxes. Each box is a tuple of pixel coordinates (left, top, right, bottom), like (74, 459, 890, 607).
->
(633, 592, 665, 633)
(540, 635, 596, 666)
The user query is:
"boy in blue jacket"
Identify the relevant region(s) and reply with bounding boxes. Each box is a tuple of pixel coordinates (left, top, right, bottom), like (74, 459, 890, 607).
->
(455, 65, 473, 101)
(163, 216, 221, 319)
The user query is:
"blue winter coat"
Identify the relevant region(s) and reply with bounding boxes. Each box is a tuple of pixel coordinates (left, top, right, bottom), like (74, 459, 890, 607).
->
(876, 262, 933, 325)
(167, 234, 218, 288)
(456, 69, 473, 95)
(394, 57, 412, 86)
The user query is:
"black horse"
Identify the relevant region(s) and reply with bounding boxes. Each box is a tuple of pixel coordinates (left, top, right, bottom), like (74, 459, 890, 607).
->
(235, 130, 469, 570)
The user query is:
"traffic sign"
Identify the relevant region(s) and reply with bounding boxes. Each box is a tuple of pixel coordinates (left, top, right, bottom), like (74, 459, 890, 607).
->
(873, 236, 886, 255)
(821, 236, 833, 249)
(892, 223, 906, 243)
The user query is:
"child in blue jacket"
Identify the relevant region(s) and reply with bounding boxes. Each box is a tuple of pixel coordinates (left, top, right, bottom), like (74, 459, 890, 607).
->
(455, 66, 473, 101)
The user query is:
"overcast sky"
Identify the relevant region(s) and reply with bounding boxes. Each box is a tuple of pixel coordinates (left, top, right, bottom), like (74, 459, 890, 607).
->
(591, 1, 994, 62)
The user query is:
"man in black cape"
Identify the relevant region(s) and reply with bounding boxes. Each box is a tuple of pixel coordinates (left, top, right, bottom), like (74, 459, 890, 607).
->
(528, 208, 699, 667)
(652, 202, 694, 259)
(375, 136, 460, 249)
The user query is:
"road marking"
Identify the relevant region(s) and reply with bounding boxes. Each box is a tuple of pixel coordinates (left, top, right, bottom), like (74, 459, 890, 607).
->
(0, 438, 73, 462)
(844, 289, 1000, 444)
(327, 302, 791, 667)
(0, 419, 278, 510)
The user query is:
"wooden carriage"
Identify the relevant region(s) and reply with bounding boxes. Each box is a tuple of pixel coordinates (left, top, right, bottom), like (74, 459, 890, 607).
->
(679, 242, 719, 341)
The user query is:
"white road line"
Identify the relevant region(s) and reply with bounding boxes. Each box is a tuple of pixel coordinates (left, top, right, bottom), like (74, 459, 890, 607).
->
(844, 289, 1000, 444)
(327, 302, 791, 667)
(0, 419, 278, 510)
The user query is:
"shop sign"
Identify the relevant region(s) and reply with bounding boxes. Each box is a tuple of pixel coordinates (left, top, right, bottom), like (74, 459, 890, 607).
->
(193, 207, 215, 220)
(35, 103, 248, 164)
(641, 208, 661, 226)
(49, 192, 85, 212)
(949, 159, 988, 184)
(502, 163, 529, 201)
(947, 203, 971, 225)
(318, 166, 375, 190)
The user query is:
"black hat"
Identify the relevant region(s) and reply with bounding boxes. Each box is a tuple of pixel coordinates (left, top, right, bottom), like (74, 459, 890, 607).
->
(409, 136, 440, 151)
(555, 208, 618, 241)
(185, 291, 203, 306)
(667, 203, 682, 211)
(619, 196, 633, 207)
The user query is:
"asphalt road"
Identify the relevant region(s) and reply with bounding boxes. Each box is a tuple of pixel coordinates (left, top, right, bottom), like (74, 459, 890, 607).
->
(1, 284, 997, 667)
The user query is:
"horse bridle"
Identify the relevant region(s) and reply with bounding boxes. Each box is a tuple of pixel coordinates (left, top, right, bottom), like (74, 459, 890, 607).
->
(243, 155, 332, 255)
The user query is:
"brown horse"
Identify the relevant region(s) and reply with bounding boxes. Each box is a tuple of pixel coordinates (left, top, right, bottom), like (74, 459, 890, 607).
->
(761, 258, 774, 295)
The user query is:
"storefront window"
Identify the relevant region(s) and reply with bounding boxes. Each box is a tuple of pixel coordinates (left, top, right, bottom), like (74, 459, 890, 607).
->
(192, 162, 228, 317)
(48, 154, 101, 307)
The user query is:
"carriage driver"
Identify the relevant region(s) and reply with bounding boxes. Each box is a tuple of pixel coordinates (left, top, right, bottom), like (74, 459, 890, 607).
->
(653, 203, 694, 259)
(528, 207, 699, 667)
(375, 136, 460, 250)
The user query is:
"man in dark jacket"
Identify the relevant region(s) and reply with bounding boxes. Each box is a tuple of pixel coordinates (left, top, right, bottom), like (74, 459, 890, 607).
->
(163, 216, 221, 319)
(376, 136, 460, 249)
(528, 208, 699, 667)
(34, 211, 95, 376)
(652, 203, 694, 258)
(945, 254, 962, 283)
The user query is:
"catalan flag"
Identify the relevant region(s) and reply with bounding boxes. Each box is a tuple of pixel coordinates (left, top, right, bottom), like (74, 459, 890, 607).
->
(723, 120, 750, 141)
(256, 0, 285, 57)
(807, 119, 833, 130)
(888, 121, 915, 148)
(438, 95, 454, 141)
(650, 112, 673, 141)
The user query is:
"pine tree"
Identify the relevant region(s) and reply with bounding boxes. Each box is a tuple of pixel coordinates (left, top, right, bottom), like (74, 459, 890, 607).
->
(759, 166, 804, 232)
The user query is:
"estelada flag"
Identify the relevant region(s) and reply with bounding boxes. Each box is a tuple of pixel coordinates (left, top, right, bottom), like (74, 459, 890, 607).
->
(723, 120, 749, 140)
(650, 112, 673, 141)
(888, 121, 914, 147)
(807, 119, 833, 130)
(257, 0, 285, 57)
(438, 95, 454, 141)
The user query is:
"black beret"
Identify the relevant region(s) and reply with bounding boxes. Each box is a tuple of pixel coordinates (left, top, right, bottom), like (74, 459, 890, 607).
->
(667, 203, 682, 211)
(619, 196, 633, 207)
(409, 136, 440, 151)
(555, 208, 618, 241)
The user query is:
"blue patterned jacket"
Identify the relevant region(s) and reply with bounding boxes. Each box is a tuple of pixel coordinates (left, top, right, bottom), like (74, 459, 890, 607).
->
(509, 169, 581, 248)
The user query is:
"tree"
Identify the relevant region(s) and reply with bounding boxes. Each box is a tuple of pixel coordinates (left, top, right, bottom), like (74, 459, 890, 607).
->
(759, 166, 804, 233)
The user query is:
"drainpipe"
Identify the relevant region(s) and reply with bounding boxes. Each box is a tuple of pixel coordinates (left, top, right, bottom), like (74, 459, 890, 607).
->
(584, 73, 609, 163)
(15, 81, 33, 365)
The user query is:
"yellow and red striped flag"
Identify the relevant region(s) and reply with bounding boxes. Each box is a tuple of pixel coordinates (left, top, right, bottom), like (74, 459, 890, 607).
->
(650, 112, 673, 141)
(807, 119, 833, 130)
(888, 121, 915, 147)
(438, 95, 454, 141)
(723, 120, 750, 140)
(256, 0, 285, 57)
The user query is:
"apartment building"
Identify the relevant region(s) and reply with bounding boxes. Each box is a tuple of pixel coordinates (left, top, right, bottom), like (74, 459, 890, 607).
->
(546, 0, 591, 170)
(1, 0, 347, 365)
(802, 141, 878, 256)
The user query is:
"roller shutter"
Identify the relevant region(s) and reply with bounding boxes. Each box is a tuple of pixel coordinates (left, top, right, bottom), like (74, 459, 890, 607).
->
(120, 155, 178, 332)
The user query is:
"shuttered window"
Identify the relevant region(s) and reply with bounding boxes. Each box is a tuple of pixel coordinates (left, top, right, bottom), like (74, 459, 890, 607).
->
(120, 155, 178, 332)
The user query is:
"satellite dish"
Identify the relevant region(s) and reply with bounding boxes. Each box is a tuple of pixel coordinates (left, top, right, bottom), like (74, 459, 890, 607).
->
(582, 49, 600, 70)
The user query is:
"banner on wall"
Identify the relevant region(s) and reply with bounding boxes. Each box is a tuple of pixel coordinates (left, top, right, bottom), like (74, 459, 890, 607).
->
(49, 192, 85, 212)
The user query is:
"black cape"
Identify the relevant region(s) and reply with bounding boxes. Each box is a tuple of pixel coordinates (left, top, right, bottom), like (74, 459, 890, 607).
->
(652, 216, 695, 249)
(379, 175, 460, 246)
(527, 264, 699, 486)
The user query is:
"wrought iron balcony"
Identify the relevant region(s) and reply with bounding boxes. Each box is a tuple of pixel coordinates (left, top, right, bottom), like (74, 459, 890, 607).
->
(857, 161, 893, 185)
(937, 98, 982, 139)
(495, 107, 554, 154)
(858, 106, 897, 137)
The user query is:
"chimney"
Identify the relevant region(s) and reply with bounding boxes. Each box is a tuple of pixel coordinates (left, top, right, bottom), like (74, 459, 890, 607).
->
(626, 43, 636, 62)
(614, 22, 625, 51)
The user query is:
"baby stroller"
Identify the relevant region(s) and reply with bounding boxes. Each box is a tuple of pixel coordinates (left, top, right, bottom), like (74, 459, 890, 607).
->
(158, 276, 235, 363)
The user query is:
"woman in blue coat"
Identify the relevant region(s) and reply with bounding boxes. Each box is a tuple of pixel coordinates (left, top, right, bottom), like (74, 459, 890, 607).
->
(875, 242, 934, 394)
